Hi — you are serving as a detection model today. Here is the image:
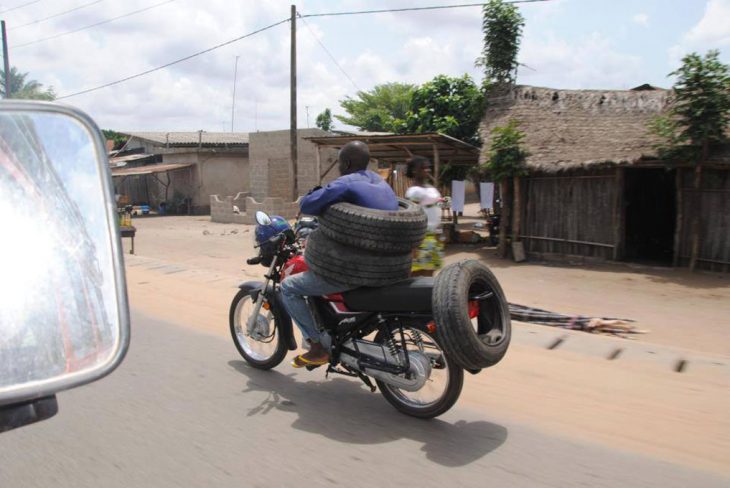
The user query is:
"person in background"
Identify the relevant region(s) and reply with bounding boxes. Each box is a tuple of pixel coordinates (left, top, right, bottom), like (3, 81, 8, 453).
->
(405, 156, 444, 277)
(281, 140, 399, 368)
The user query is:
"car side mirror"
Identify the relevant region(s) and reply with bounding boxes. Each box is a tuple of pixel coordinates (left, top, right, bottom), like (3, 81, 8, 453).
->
(0, 101, 130, 432)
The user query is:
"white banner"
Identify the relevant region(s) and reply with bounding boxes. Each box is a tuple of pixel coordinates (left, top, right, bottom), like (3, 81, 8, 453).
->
(480, 182, 495, 210)
(451, 180, 465, 213)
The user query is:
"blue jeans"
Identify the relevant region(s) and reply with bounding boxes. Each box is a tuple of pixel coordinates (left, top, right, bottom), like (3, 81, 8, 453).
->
(280, 271, 354, 343)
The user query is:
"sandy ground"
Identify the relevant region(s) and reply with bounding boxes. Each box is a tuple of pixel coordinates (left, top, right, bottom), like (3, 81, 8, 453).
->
(118, 214, 730, 475)
(123, 213, 730, 355)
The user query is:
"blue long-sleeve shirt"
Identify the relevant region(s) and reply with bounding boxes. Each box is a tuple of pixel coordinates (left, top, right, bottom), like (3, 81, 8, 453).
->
(300, 170, 399, 216)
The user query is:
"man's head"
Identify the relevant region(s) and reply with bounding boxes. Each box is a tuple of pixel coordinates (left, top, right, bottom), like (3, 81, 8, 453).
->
(338, 141, 370, 175)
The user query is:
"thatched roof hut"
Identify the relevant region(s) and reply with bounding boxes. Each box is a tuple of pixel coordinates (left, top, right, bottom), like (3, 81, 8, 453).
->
(478, 85, 730, 272)
(479, 85, 671, 172)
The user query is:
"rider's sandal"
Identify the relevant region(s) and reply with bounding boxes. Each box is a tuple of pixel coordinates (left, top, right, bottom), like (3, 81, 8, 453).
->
(291, 354, 329, 368)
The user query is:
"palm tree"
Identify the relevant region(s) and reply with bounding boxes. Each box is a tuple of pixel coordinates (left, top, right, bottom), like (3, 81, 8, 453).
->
(0, 66, 55, 100)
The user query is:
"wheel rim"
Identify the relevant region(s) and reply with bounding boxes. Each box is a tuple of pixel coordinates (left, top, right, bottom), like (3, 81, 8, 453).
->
(233, 294, 279, 362)
(469, 280, 507, 347)
(382, 328, 451, 409)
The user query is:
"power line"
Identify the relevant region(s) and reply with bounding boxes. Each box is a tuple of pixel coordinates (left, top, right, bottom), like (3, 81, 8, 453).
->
(57, 17, 290, 100)
(298, 13, 361, 93)
(0, 0, 42, 15)
(300, 0, 551, 19)
(10, 0, 104, 31)
(12, 0, 176, 49)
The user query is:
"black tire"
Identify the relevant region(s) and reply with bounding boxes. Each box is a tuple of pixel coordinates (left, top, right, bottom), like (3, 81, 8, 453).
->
(374, 324, 464, 419)
(319, 198, 427, 254)
(432, 260, 511, 370)
(304, 230, 412, 287)
(229, 287, 288, 370)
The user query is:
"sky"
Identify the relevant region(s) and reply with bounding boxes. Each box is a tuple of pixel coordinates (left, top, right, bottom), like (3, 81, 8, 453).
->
(1, 0, 729, 133)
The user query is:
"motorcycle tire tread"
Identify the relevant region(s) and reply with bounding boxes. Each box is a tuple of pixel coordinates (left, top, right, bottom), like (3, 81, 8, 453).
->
(318, 198, 427, 254)
(432, 260, 511, 370)
(304, 230, 412, 287)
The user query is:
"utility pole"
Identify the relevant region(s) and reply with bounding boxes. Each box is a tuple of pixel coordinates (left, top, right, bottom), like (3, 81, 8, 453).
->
(290, 4, 298, 201)
(231, 55, 239, 132)
(305, 105, 310, 128)
(1, 21, 10, 99)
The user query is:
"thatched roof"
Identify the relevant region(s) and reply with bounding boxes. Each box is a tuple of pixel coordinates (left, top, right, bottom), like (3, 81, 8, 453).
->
(478, 85, 671, 172)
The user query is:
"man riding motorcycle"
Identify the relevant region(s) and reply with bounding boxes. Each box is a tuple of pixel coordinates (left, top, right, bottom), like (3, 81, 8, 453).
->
(280, 140, 399, 368)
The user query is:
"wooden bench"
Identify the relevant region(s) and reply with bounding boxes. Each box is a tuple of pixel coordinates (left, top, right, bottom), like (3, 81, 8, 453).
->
(119, 225, 136, 254)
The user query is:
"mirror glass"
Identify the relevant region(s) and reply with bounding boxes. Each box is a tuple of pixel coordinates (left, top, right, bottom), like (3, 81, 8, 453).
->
(0, 106, 127, 404)
(255, 210, 272, 226)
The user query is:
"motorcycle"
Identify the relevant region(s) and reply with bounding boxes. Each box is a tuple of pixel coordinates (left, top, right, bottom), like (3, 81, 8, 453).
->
(229, 211, 509, 418)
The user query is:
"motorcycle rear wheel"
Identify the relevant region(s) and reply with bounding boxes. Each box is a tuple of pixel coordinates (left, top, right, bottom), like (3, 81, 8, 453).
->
(374, 324, 464, 419)
(229, 287, 288, 370)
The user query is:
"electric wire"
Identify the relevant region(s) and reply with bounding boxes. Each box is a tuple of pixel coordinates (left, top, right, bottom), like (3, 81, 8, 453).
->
(299, 0, 551, 19)
(298, 13, 362, 93)
(10, 0, 104, 31)
(12, 0, 176, 49)
(0, 0, 42, 15)
(57, 17, 290, 99)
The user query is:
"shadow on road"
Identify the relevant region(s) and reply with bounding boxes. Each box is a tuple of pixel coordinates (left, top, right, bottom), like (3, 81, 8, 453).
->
(228, 360, 508, 467)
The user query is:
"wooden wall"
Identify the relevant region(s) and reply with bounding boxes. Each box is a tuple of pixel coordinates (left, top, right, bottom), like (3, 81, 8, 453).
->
(520, 170, 618, 260)
(677, 168, 730, 272)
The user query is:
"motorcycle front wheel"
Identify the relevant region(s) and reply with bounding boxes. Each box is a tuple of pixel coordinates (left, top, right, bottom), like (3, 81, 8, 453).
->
(229, 286, 288, 370)
(374, 324, 464, 419)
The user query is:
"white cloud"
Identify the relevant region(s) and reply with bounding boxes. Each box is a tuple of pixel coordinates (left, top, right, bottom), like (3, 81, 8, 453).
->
(685, 0, 730, 45)
(669, 0, 730, 64)
(632, 13, 649, 26)
(519, 32, 643, 89)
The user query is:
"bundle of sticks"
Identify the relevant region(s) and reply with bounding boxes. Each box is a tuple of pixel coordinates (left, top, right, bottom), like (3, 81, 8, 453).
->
(508, 303, 648, 338)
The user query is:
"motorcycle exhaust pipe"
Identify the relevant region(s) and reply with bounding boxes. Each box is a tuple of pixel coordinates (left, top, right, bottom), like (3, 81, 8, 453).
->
(339, 339, 431, 392)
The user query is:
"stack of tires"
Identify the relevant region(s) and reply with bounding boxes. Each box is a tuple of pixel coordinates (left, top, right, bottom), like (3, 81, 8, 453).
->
(304, 198, 427, 287)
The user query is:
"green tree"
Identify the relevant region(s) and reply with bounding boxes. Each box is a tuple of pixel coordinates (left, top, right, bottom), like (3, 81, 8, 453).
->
(481, 119, 528, 180)
(102, 130, 129, 150)
(476, 0, 525, 85)
(405, 74, 484, 146)
(650, 50, 730, 162)
(315, 108, 334, 132)
(336, 82, 414, 132)
(0, 66, 56, 100)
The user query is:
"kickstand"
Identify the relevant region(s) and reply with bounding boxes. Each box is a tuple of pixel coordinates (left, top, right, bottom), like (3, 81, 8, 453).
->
(325, 366, 377, 392)
(356, 371, 377, 393)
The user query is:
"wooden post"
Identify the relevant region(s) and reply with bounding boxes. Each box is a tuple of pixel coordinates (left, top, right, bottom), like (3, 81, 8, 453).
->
(672, 168, 683, 267)
(612, 167, 625, 261)
(689, 165, 703, 271)
(512, 176, 521, 242)
(290, 4, 298, 201)
(498, 178, 511, 258)
(432, 144, 440, 189)
(1, 21, 10, 99)
(314, 145, 321, 185)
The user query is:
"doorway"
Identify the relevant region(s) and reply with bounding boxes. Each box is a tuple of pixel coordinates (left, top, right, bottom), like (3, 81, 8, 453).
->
(623, 168, 677, 265)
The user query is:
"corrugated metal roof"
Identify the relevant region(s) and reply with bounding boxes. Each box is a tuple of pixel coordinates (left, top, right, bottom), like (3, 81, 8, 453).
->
(306, 132, 479, 165)
(111, 162, 195, 177)
(123, 131, 249, 147)
(109, 153, 156, 165)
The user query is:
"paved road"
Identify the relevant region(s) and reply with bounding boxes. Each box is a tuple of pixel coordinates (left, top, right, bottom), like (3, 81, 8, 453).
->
(1, 313, 727, 488)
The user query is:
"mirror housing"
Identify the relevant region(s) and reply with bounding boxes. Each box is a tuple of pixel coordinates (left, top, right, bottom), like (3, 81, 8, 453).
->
(0, 101, 130, 430)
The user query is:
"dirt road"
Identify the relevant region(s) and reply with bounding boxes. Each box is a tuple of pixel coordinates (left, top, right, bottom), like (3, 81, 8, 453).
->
(117, 216, 730, 476)
(1, 314, 727, 488)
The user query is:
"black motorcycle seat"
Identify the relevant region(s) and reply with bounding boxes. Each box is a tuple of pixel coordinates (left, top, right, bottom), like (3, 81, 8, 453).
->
(342, 277, 434, 313)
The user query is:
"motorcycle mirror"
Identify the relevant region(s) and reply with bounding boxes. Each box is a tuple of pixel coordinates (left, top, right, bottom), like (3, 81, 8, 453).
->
(0, 101, 130, 432)
(255, 210, 272, 226)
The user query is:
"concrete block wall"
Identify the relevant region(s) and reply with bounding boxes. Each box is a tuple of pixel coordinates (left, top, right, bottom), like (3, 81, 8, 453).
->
(249, 128, 339, 201)
(210, 192, 251, 223)
(211, 193, 298, 224)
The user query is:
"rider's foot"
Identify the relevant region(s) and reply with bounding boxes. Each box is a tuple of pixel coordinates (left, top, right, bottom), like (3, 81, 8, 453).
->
(292, 342, 329, 368)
